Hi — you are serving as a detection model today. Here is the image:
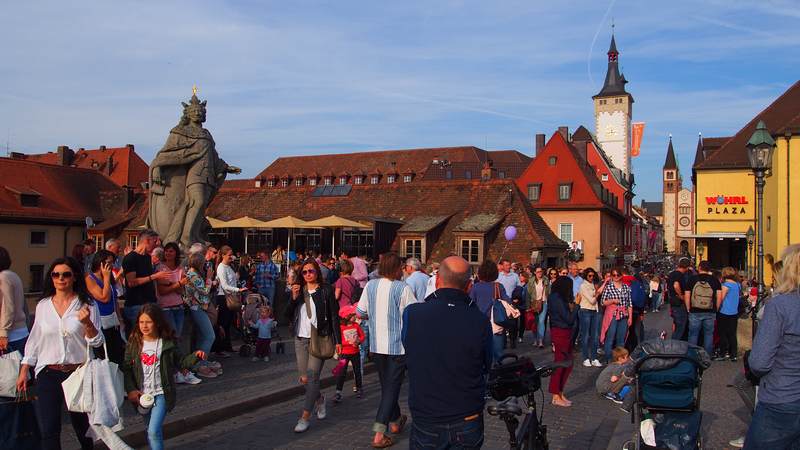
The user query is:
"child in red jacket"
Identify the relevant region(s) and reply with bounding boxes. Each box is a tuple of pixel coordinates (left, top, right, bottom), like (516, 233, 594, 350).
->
(334, 305, 365, 402)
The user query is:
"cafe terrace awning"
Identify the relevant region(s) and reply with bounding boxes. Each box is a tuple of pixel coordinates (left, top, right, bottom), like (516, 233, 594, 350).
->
(303, 215, 370, 256)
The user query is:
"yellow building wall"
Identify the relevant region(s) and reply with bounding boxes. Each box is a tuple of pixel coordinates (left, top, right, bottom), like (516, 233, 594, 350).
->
(763, 135, 800, 275)
(694, 169, 755, 263)
(0, 223, 84, 295)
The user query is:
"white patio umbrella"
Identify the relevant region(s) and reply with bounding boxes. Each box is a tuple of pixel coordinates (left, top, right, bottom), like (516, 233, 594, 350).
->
(260, 216, 315, 272)
(303, 215, 370, 257)
(222, 216, 271, 254)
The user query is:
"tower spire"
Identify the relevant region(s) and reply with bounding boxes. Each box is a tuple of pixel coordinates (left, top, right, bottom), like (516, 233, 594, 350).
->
(663, 135, 678, 170)
(593, 27, 628, 98)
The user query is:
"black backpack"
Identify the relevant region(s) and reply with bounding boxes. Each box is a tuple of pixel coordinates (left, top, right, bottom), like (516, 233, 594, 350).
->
(349, 277, 363, 305)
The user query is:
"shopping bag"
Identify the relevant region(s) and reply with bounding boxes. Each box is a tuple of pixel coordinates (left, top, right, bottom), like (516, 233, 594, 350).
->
(0, 350, 22, 398)
(0, 391, 41, 449)
(62, 343, 92, 413)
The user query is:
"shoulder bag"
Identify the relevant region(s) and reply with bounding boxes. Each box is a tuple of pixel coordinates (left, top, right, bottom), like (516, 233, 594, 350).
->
(305, 287, 335, 360)
(217, 270, 242, 311)
(491, 283, 517, 329)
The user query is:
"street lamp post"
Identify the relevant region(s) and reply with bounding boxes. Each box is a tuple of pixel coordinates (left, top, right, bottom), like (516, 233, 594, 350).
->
(747, 120, 776, 337)
(746, 225, 755, 279)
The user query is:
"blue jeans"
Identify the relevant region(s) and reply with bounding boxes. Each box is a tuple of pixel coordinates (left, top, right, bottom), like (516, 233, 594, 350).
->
(188, 307, 215, 354)
(259, 286, 276, 305)
(162, 307, 185, 337)
(579, 309, 599, 360)
(143, 394, 167, 450)
(688, 312, 715, 356)
(122, 304, 144, 337)
(372, 354, 406, 434)
(492, 334, 505, 364)
(536, 302, 548, 342)
(603, 317, 628, 362)
(410, 416, 484, 449)
(744, 399, 800, 449)
(360, 321, 370, 377)
(651, 293, 662, 311)
(671, 305, 689, 341)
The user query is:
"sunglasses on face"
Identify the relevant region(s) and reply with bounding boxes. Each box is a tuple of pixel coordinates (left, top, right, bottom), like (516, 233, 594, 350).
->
(51, 271, 73, 279)
(612, 273, 621, 277)
(559, 271, 568, 276)
(302, 269, 316, 275)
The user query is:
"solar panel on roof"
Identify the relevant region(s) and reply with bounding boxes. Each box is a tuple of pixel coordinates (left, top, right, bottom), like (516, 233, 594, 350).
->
(311, 185, 352, 197)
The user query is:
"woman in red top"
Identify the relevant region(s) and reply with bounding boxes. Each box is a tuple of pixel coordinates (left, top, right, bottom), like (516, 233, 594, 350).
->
(334, 304, 365, 403)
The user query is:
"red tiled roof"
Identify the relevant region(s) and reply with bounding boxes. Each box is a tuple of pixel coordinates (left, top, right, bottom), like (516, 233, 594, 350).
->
(209, 178, 565, 260)
(19, 145, 149, 188)
(697, 80, 800, 169)
(255, 146, 531, 182)
(0, 158, 126, 223)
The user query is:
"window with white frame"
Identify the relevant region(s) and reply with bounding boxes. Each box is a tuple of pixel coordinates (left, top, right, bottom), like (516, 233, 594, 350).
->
(354, 176, 364, 185)
(558, 183, 572, 201)
(324, 177, 333, 186)
(559, 223, 573, 243)
(403, 175, 412, 183)
(601, 173, 609, 181)
(128, 234, 138, 249)
(309, 178, 317, 186)
(92, 234, 104, 250)
(29, 230, 47, 247)
(370, 175, 380, 184)
(267, 179, 276, 187)
(339, 176, 348, 185)
(404, 239, 423, 260)
(527, 184, 541, 202)
(295, 178, 303, 186)
(281, 179, 289, 187)
(387, 174, 396, 184)
(460, 239, 480, 263)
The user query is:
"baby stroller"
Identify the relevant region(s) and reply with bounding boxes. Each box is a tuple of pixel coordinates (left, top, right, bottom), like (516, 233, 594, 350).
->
(624, 339, 711, 450)
(238, 292, 269, 358)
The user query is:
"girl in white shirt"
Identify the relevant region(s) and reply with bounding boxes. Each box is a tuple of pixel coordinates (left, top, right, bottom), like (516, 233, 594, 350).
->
(17, 257, 104, 450)
(212, 246, 247, 357)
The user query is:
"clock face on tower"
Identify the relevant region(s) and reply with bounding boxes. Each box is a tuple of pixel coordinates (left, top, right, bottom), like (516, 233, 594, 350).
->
(597, 111, 626, 141)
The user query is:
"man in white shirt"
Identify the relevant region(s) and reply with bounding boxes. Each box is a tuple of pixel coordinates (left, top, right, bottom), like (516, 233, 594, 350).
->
(403, 258, 430, 302)
(496, 259, 520, 301)
(424, 262, 440, 299)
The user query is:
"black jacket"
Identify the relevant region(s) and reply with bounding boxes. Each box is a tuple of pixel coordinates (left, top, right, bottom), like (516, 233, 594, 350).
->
(547, 291, 577, 329)
(284, 283, 341, 344)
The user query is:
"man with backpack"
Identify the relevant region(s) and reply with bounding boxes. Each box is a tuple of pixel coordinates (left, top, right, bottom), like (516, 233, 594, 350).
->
(626, 272, 648, 351)
(684, 260, 723, 356)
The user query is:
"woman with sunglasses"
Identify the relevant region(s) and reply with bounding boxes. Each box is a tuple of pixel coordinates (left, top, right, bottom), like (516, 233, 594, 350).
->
(285, 259, 340, 434)
(599, 269, 633, 363)
(530, 267, 552, 348)
(213, 245, 247, 357)
(577, 268, 602, 367)
(17, 257, 103, 450)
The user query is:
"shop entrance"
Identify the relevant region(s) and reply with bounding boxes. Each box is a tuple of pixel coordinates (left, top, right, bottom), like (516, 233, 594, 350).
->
(708, 238, 747, 271)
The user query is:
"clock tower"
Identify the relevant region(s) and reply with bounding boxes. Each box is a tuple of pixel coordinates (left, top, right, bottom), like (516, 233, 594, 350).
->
(593, 31, 634, 178)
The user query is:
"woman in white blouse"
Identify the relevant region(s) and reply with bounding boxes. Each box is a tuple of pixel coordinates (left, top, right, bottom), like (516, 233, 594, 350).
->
(16, 256, 104, 450)
(213, 246, 247, 357)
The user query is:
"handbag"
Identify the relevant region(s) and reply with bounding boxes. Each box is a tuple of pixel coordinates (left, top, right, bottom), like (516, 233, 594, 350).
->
(0, 390, 41, 449)
(0, 349, 21, 398)
(491, 283, 517, 329)
(224, 292, 242, 311)
(529, 281, 544, 314)
(204, 299, 219, 326)
(305, 288, 335, 360)
(62, 343, 93, 413)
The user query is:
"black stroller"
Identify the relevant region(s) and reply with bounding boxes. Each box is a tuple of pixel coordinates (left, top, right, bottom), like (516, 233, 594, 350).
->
(624, 339, 711, 450)
(238, 292, 269, 358)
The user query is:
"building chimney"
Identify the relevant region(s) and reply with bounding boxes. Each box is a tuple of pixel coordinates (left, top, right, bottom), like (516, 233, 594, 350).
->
(56, 146, 74, 166)
(535, 134, 546, 156)
(557, 126, 569, 141)
(126, 144, 134, 150)
(99, 145, 107, 151)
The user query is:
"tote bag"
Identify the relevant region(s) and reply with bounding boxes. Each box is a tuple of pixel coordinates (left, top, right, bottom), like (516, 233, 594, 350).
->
(0, 350, 21, 398)
(305, 288, 335, 360)
(62, 341, 123, 413)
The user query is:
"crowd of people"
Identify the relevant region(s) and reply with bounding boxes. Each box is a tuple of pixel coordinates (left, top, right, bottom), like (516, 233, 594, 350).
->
(3, 233, 800, 449)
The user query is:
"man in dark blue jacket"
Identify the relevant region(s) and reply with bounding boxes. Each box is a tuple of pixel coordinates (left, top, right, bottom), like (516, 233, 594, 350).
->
(403, 256, 493, 449)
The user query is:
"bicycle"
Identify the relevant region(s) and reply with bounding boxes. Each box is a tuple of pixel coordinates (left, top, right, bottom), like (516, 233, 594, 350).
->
(486, 354, 571, 450)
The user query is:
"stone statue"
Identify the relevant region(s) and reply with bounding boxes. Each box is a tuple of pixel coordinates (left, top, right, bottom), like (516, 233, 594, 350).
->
(147, 90, 240, 248)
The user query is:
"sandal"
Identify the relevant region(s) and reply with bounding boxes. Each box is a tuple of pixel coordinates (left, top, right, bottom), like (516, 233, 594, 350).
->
(390, 414, 408, 434)
(372, 435, 394, 448)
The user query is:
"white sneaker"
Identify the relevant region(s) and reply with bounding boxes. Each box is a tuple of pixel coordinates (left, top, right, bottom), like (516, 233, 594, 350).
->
(517, 338, 523, 343)
(591, 359, 602, 367)
(174, 372, 186, 384)
(251, 357, 259, 362)
(294, 418, 310, 433)
(184, 372, 202, 385)
(583, 359, 592, 367)
(316, 395, 327, 419)
(729, 436, 745, 448)
(263, 356, 270, 362)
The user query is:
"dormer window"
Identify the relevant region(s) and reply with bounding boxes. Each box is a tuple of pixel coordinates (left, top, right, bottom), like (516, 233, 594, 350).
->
(295, 178, 304, 186)
(20, 194, 39, 207)
(403, 175, 412, 183)
(354, 176, 364, 185)
(309, 178, 317, 186)
(601, 173, 609, 182)
(324, 177, 333, 186)
(370, 175, 380, 185)
(338, 176, 348, 185)
(387, 174, 397, 184)
(267, 179, 276, 187)
(281, 179, 289, 187)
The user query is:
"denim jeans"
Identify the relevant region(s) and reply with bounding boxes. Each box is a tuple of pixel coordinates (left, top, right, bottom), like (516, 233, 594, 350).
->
(143, 394, 167, 450)
(294, 337, 324, 413)
(671, 305, 689, 341)
(372, 354, 406, 434)
(410, 416, 484, 449)
(603, 317, 628, 362)
(688, 312, 715, 356)
(744, 399, 800, 449)
(651, 292, 662, 311)
(492, 334, 505, 364)
(536, 302, 548, 342)
(579, 309, 599, 360)
(188, 306, 215, 354)
(162, 307, 185, 338)
(123, 304, 144, 338)
(359, 321, 370, 377)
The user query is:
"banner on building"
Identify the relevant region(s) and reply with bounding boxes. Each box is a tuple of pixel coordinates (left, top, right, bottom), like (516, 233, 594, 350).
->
(632, 122, 645, 157)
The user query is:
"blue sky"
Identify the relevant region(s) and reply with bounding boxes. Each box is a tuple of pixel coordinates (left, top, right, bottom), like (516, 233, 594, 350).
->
(1, 1, 798, 202)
